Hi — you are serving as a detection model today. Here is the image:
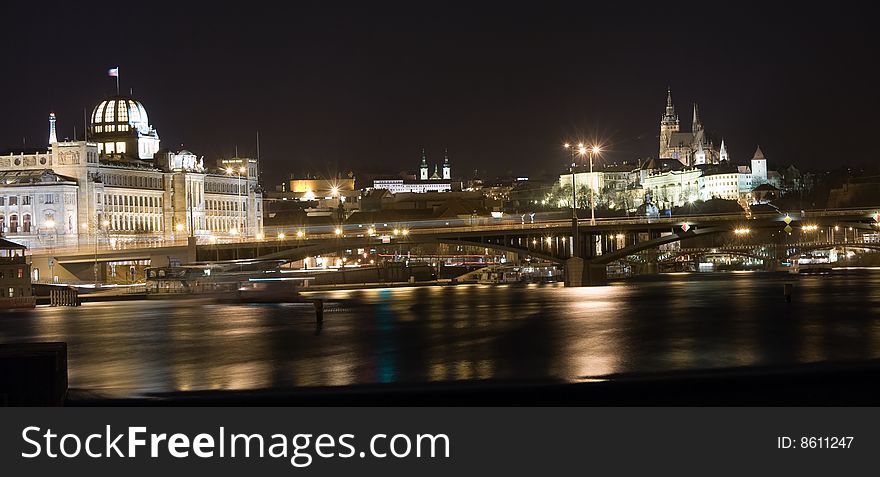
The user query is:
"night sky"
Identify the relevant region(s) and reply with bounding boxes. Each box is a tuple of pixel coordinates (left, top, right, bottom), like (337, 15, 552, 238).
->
(1, 2, 877, 184)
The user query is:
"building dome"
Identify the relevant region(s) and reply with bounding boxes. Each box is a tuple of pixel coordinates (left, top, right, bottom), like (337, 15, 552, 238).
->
(91, 95, 151, 134)
(89, 95, 160, 159)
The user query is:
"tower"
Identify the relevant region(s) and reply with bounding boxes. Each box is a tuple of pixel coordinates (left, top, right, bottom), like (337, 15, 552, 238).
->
(692, 103, 702, 131)
(659, 88, 680, 159)
(442, 148, 451, 180)
(720, 139, 729, 162)
(750, 145, 768, 187)
(694, 142, 706, 165)
(419, 147, 428, 180)
(48, 112, 57, 145)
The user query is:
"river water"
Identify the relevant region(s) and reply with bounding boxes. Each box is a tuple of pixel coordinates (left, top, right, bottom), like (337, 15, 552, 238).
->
(2, 270, 879, 398)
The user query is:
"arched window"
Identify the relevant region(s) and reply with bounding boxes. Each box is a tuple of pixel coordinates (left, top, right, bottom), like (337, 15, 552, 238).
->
(9, 214, 18, 233)
(22, 214, 31, 233)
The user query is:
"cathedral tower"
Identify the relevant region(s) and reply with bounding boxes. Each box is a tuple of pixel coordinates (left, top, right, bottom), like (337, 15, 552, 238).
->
(442, 148, 451, 180)
(659, 88, 679, 159)
(419, 147, 429, 180)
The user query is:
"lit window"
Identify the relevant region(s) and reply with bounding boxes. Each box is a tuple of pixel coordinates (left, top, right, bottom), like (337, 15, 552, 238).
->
(95, 125, 103, 133)
(104, 100, 115, 122)
(98, 143, 104, 153)
(116, 142, 126, 154)
(105, 143, 115, 154)
(94, 102, 105, 123)
(106, 125, 115, 132)
(118, 125, 129, 132)
(117, 102, 128, 122)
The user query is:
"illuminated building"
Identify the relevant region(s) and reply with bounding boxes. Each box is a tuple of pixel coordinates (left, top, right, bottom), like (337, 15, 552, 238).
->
(0, 93, 263, 248)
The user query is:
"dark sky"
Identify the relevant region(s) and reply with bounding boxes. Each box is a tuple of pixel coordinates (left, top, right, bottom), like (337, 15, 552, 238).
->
(1, 2, 878, 184)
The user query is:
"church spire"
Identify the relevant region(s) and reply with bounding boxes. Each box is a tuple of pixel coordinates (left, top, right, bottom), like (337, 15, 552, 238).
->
(663, 87, 676, 121)
(419, 146, 429, 180)
(720, 139, 729, 162)
(442, 148, 451, 180)
(692, 103, 702, 131)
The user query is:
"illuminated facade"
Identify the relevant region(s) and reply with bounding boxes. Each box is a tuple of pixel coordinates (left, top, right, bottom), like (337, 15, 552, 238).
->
(376, 147, 452, 193)
(659, 89, 723, 166)
(0, 94, 263, 248)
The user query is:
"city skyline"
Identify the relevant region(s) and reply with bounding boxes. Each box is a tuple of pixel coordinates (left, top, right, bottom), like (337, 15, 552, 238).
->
(2, 3, 878, 181)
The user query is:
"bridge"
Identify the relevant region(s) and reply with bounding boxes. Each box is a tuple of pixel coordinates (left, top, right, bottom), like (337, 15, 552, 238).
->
(31, 207, 880, 286)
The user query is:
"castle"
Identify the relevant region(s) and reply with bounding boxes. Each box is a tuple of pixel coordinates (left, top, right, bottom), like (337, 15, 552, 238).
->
(659, 89, 727, 166)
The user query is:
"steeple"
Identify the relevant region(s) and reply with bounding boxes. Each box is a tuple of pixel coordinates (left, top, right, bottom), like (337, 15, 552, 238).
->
(663, 87, 677, 122)
(430, 164, 441, 180)
(419, 146, 429, 180)
(692, 103, 702, 131)
(442, 148, 451, 180)
(720, 139, 729, 162)
(752, 145, 765, 160)
(659, 88, 680, 159)
(48, 112, 58, 145)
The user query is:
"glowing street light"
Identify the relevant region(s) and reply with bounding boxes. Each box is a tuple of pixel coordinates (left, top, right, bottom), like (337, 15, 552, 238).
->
(296, 230, 304, 238)
(278, 232, 286, 240)
(335, 227, 342, 236)
(175, 223, 185, 232)
(256, 231, 265, 240)
(367, 227, 376, 235)
(393, 228, 400, 236)
(401, 229, 409, 236)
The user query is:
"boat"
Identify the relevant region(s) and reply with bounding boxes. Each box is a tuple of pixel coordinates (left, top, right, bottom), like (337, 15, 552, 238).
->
(477, 267, 524, 284)
(145, 266, 301, 302)
(791, 253, 833, 274)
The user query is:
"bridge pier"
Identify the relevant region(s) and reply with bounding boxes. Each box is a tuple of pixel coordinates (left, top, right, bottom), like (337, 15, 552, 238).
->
(564, 258, 607, 287)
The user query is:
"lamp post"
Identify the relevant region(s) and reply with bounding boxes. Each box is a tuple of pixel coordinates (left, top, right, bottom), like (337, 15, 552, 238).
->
(564, 143, 582, 256)
(92, 218, 110, 287)
(587, 145, 601, 226)
(563, 143, 601, 256)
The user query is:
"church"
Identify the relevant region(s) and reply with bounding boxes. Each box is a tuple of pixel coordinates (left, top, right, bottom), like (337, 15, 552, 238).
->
(0, 92, 264, 250)
(659, 89, 727, 166)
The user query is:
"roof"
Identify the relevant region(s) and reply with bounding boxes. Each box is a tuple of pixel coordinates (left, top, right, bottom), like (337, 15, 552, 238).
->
(0, 169, 78, 185)
(668, 132, 695, 146)
(641, 158, 685, 171)
(0, 238, 26, 249)
(752, 146, 766, 160)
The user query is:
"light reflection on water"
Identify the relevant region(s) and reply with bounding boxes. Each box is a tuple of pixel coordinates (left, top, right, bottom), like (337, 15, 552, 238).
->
(1, 270, 880, 397)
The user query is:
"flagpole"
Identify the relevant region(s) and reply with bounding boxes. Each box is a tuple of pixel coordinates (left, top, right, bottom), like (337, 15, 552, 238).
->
(116, 67, 119, 95)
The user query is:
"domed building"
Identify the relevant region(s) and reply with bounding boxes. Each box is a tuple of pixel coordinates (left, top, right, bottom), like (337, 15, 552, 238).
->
(90, 95, 160, 160)
(0, 89, 264, 284)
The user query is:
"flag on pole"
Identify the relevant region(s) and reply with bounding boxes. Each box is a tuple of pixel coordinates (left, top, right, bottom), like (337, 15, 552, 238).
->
(108, 67, 119, 77)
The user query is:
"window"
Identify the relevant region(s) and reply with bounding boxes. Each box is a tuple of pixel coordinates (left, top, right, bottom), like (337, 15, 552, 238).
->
(22, 196, 30, 205)
(8, 287, 13, 298)
(22, 214, 31, 233)
(17, 268, 23, 279)
(9, 215, 17, 233)
(32, 268, 39, 282)
(105, 143, 115, 154)
(104, 100, 116, 122)
(116, 142, 126, 154)
(44, 194, 54, 204)
(9, 196, 17, 206)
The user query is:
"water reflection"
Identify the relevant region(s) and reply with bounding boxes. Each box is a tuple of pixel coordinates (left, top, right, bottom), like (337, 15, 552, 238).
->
(1, 270, 880, 397)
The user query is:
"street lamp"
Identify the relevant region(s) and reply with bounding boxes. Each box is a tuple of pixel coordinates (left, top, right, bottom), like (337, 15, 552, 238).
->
(587, 145, 601, 226)
(563, 142, 601, 257)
